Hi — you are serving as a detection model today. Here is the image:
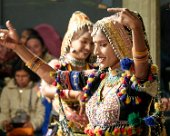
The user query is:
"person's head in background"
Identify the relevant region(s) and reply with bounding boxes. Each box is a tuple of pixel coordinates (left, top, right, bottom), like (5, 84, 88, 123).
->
(20, 28, 39, 45)
(0, 45, 9, 61)
(26, 34, 47, 58)
(13, 60, 40, 85)
(61, 11, 95, 63)
(13, 60, 33, 88)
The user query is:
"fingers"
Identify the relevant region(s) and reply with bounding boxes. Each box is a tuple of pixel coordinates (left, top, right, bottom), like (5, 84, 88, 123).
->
(107, 8, 130, 13)
(0, 30, 8, 40)
(5, 20, 19, 43)
(79, 103, 85, 115)
(6, 20, 16, 31)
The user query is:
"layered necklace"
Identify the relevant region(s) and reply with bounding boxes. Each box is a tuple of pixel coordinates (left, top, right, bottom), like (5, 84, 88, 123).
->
(66, 54, 86, 67)
(97, 68, 121, 103)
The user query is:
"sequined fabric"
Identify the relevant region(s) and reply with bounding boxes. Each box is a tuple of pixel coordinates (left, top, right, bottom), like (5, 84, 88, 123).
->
(86, 84, 120, 128)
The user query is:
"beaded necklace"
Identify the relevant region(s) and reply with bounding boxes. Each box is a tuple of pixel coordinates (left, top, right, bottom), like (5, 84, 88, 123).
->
(97, 69, 121, 103)
(66, 54, 86, 67)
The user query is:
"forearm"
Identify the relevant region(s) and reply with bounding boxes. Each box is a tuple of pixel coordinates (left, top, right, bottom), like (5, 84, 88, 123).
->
(132, 27, 147, 52)
(41, 80, 56, 99)
(59, 89, 82, 100)
(132, 27, 149, 79)
(14, 44, 55, 84)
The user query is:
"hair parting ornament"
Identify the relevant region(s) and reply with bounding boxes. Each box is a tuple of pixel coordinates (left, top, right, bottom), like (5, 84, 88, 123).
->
(61, 11, 93, 56)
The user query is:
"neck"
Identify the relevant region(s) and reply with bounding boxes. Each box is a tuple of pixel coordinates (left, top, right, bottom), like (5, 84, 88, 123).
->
(110, 61, 120, 70)
(108, 61, 120, 76)
(66, 54, 86, 67)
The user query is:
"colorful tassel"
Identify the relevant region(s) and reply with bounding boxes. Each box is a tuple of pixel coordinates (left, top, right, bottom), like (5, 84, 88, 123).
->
(143, 116, 156, 126)
(128, 112, 141, 126)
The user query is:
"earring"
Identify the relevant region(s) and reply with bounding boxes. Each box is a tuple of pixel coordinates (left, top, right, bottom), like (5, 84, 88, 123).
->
(70, 48, 76, 53)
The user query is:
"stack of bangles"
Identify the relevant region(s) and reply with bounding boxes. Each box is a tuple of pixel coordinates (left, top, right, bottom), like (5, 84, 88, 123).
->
(132, 48, 149, 63)
(25, 56, 45, 72)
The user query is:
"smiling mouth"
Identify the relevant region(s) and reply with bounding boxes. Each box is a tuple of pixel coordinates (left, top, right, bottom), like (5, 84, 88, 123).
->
(97, 57, 105, 63)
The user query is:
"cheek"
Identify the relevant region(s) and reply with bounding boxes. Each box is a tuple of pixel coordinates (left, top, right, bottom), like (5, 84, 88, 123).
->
(22, 79, 30, 85)
(72, 41, 83, 51)
(33, 47, 43, 55)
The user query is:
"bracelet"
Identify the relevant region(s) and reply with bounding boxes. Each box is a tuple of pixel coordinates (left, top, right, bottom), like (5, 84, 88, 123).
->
(26, 56, 45, 72)
(68, 90, 71, 98)
(62, 89, 69, 98)
(61, 89, 69, 98)
(132, 48, 148, 58)
(32, 59, 44, 72)
(133, 55, 148, 63)
(25, 56, 38, 69)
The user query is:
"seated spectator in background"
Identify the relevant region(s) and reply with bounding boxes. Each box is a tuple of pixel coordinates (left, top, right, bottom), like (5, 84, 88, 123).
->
(26, 34, 55, 63)
(26, 34, 54, 135)
(0, 25, 19, 94)
(35, 24, 62, 58)
(0, 60, 45, 136)
(20, 28, 39, 45)
(0, 45, 19, 94)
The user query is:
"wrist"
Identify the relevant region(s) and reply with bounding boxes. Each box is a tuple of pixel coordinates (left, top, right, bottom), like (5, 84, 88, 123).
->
(13, 43, 21, 52)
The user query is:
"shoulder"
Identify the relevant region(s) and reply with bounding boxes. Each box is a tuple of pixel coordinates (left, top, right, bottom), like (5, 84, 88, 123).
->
(48, 59, 60, 68)
(43, 52, 55, 63)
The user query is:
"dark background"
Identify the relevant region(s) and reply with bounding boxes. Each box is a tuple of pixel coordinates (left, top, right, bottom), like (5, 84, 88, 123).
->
(0, 0, 122, 37)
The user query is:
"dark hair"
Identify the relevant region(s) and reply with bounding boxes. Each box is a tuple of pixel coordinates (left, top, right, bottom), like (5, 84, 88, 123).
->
(26, 34, 47, 56)
(13, 59, 40, 82)
(0, 25, 6, 29)
(26, 34, 45, 46)
(22, 28, 39, 36)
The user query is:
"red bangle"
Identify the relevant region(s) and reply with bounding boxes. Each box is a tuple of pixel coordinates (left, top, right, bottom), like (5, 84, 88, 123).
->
(68, 90, 71, 98)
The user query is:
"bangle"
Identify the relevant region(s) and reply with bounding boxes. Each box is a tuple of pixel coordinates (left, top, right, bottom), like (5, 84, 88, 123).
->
(25, 56, 38, 69)
(60, 89, 69, 98)
(132, 48, 148, 58)
(32, 59, 44, 72)
(133, 55, 148, 63)
(26, 56, 45, 72)
(63, 89, 69, 98)
(68, 90, 71, 98)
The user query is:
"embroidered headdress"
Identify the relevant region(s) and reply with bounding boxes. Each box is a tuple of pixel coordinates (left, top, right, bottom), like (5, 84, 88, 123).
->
(92, 13, 151, 61)
(92, 15, 132, 60)
(61, 11, 93, 56)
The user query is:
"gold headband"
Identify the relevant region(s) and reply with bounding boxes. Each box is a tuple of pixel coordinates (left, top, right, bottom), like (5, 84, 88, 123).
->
(61, 11, 93, 56)
(92, 15, 132, 60)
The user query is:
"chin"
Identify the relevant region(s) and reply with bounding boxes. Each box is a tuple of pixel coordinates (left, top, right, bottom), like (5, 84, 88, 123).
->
(80, 56, 88, 60)
(99, 64, 107, 70)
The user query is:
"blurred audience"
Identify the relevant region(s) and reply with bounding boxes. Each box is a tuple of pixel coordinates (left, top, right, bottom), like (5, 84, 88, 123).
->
(0, 60, 45, 136)
(25, 34, 55, 135)
(0, 44, 19, 94)
(35, 24, 62, 58)
(20, 28, 39, 45)
(26, 34, 55, 63)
